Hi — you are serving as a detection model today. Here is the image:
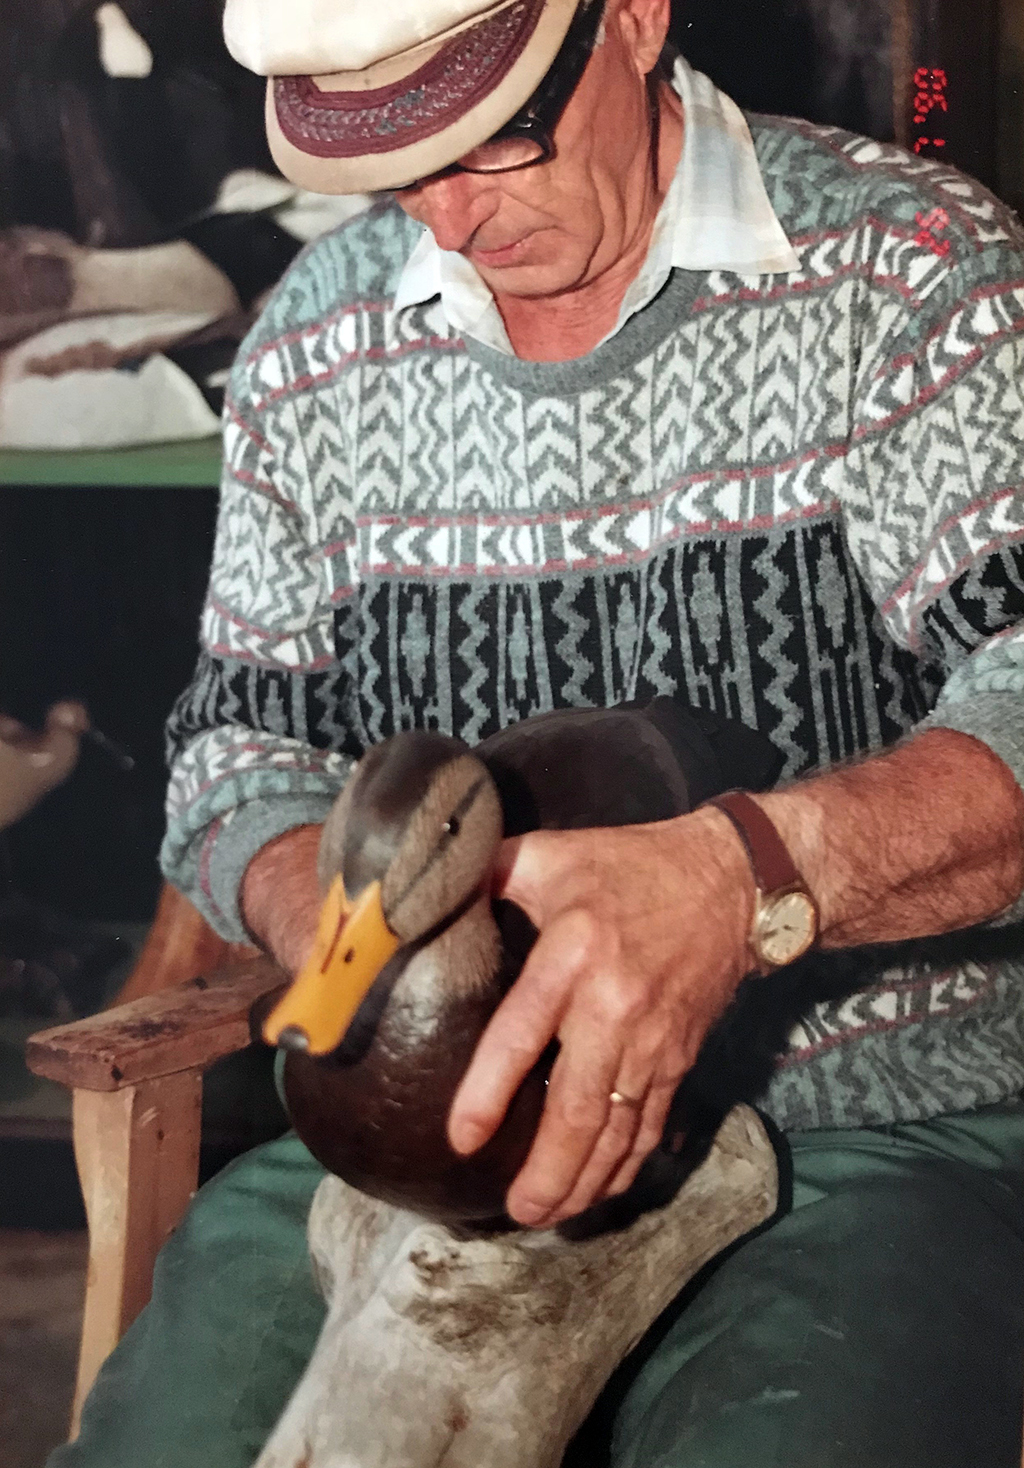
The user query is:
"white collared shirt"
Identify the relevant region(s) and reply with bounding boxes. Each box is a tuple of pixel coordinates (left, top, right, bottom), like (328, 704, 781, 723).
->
(392, 56, 800, 355)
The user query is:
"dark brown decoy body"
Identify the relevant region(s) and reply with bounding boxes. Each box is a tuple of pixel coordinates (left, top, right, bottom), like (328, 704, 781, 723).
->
(268, 697, 783, 1229)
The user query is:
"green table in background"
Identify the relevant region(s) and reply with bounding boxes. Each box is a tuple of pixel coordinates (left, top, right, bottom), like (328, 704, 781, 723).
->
(0, 437, 222, 489)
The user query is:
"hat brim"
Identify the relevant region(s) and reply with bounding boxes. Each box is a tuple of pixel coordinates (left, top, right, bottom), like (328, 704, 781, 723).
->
(266, 0, 582, 193)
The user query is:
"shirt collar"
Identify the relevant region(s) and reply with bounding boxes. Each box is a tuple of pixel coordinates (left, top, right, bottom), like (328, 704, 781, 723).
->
(392, 55, 800, 355)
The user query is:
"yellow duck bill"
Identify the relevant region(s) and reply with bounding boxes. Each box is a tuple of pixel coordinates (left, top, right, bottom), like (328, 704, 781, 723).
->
(263, 875, 402, 1056)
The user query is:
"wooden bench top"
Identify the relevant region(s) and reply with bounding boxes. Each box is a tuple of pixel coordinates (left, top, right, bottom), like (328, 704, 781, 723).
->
(25, 960, 287, 1092)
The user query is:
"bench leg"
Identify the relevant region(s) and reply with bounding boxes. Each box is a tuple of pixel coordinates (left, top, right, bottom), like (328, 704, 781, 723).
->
(69, 1071, 202, 1438)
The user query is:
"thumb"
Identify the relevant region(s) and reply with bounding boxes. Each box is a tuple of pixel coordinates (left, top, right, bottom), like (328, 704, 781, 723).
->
(46, 701, 90, 737)
(41, 702, 89, 786)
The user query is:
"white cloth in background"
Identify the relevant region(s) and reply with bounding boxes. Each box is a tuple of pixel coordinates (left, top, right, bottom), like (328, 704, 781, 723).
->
(0, 312, 221, 449)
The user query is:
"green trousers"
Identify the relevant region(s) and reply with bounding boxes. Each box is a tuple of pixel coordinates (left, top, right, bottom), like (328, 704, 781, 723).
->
(52, 1104, 1024, 1468)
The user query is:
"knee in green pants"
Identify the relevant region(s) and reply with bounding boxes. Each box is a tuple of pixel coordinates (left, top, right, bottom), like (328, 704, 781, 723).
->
(53, 1104, 1024, 1468)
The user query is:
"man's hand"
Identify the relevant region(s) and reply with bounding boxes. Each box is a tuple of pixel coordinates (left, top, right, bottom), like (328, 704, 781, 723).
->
(0, 702, 89, 831)
(448, 809, 756, 1228)
(449, 728, 1024, 1231)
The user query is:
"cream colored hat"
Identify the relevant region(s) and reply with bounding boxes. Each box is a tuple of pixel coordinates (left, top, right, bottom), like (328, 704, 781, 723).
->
(223, 0, 584, 193)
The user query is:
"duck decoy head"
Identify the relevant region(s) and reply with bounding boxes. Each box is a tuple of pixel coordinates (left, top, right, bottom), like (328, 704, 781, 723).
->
(263, 732, 503, 1057)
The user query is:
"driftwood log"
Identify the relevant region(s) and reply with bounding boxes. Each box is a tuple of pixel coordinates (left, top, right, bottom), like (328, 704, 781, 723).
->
(256, 1104, 778, 1468)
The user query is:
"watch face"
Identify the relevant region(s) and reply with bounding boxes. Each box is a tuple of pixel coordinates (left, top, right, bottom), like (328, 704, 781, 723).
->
(756, 891, 818, 968)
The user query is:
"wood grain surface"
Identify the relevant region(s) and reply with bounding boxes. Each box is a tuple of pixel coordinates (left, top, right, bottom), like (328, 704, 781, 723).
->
(25, 959, 286, 1092)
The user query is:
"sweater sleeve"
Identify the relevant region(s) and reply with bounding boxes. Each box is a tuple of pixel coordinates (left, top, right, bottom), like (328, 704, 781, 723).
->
(160, 349, 361, 943)
(843, 217, 1024, 920)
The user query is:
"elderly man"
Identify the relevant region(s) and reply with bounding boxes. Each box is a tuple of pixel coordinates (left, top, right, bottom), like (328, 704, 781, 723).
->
(57, 0, 1024, 1464)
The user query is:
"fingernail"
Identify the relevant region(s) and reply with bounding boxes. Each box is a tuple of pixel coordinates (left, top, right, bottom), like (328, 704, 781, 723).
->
(28, 751, 56, 768)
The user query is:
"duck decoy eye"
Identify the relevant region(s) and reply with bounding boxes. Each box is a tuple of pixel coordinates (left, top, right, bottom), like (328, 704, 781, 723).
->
(442, 816, 461, 837)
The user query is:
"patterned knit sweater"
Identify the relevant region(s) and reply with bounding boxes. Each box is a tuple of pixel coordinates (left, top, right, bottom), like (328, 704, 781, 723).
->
(163, 114, 1024, 1133)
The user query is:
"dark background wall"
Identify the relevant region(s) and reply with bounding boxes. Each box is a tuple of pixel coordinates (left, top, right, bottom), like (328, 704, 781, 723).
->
(0, 488, 218, 920)
(679, 0, 895, 142)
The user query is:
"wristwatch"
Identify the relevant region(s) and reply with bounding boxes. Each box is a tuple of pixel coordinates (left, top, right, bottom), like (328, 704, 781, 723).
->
(704, 790, 819, 974)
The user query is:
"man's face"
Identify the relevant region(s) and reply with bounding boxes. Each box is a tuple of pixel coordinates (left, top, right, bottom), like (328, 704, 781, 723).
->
(395, 0, 671, 302)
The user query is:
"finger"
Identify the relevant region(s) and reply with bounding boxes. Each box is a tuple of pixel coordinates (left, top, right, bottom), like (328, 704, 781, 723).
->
(544, 1092, 645, 1223)
(538, 1038, 658, 1223)
(447, 908, 594, 1157)
(604, 1081, 677, 1198)
(0, 714, 30, 744)
(504, 1039, 619, 1226)
(523, 1035, 663, 1225)
(0, 703, 88, 747)
(0, 727, 72, 777)
(36, 707, 87, 786)
(0, 716, 82, 830)
(503, 970, 630, 1225)
(47, 701, 90, 736)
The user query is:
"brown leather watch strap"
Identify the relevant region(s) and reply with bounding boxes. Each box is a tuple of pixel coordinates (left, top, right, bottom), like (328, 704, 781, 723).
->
(704, 790, 804, 894)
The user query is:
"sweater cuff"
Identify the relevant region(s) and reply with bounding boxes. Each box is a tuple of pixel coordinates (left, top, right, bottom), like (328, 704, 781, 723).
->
(204, 793, 337, 944)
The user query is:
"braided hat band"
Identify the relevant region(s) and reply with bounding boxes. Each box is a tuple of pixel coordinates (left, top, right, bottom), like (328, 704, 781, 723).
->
(225, 0, 584, 193)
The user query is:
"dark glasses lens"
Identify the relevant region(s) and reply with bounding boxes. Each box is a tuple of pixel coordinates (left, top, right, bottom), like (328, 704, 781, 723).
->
(458, 0, 606, 175)
(456, 134, 551, 173)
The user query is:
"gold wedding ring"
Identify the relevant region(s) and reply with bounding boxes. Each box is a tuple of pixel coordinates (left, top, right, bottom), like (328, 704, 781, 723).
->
(609, 1089, 643, 1110)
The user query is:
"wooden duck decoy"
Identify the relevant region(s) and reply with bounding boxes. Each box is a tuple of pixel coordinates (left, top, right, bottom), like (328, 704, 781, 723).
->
(263, 697, 783, 1228)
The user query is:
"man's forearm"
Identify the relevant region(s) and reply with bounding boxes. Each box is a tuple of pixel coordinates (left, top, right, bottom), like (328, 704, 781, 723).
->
(750, 728, 1024, 948)
(240, 824, 323, 973)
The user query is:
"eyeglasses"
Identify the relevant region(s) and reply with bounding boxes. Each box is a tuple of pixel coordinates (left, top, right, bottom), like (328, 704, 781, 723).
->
(445, 0, 606, 176)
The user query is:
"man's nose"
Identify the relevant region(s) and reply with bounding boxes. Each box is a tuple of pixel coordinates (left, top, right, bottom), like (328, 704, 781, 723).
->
(401, 171, 499, 253)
